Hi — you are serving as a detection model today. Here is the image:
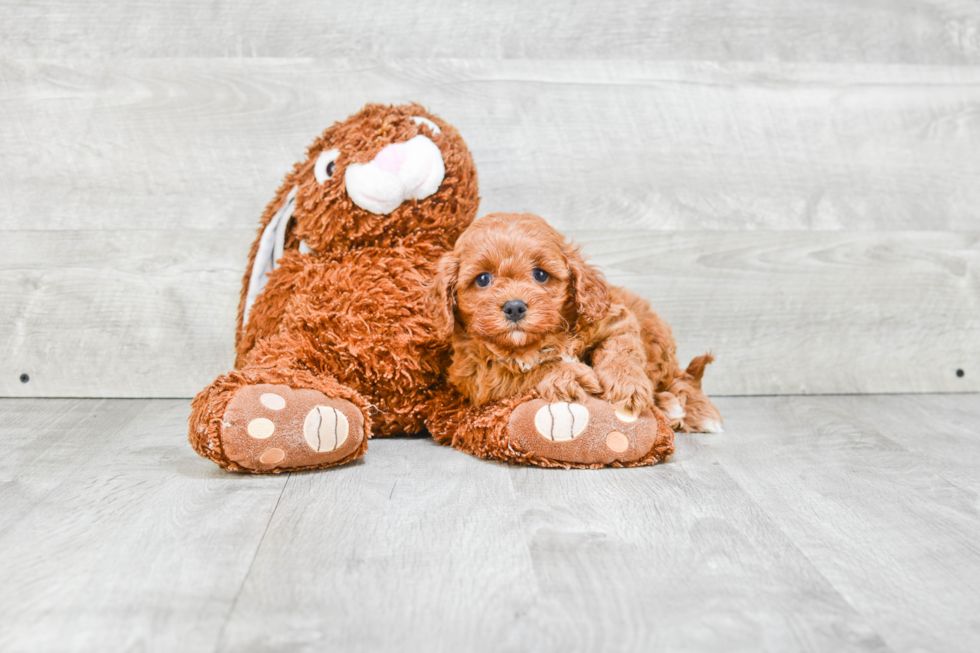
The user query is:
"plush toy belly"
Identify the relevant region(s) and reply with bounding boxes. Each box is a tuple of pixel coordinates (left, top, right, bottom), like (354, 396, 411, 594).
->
(239, 243, 451, 437)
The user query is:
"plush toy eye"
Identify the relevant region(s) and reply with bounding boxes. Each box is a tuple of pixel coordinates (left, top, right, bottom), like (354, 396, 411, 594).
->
(475, 272, 492, 288)
(533, 268, 550, 283)
(314, 148, 340, 184)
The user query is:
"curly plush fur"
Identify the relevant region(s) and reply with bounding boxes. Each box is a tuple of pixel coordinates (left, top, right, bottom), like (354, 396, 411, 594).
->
(189, 104, 480, 472)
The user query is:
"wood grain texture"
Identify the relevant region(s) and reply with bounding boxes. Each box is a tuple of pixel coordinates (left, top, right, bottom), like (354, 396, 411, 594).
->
(2, 229, 975, 397)
(2, 0, 980, 63)
(846, 394, 980, 493)
(220, 438, 888, 653)
(706, 394, 980, 653)
(217, 438, 542, 652)
(0, 399, 289, 653)
(4, 59, 980, 234)
(0, 229, 246, 397)
(0, 398, 145, 533)
(582, 229, 980, 397)
(2, 57, 979, 397)
(3, 395, 980, 651)
(502, 445, 888, 652)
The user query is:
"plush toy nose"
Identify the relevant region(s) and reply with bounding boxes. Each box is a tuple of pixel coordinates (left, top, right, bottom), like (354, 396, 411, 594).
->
(372, 142, 408, 175)
(344, 135, 446, 215)
(502, 299, 528, 322)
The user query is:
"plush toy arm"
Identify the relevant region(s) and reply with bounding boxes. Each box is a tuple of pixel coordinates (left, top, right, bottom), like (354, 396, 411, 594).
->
(424, 386, 673, 469)
(425, 388, 540, 462)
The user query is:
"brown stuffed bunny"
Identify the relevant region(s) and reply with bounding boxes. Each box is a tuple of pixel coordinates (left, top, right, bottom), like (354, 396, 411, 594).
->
(189, 104, 479, 473)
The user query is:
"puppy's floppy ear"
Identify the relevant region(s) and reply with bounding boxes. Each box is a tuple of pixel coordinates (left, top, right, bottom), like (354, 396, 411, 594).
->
(426, 251, 461, 339)
(564, 242, 610, 323)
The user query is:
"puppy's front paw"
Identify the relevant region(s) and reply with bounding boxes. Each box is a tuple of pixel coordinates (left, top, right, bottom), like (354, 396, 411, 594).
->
(602, 378, 654, 420)
(655, 391, 687, 430)
(537, 362, 602, 403)
(602, 383, 653, 415)
(538, 378, 589, 404)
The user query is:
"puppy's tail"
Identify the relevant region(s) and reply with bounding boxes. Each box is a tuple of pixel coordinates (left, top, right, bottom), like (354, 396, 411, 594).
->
(684, 352, 715, 387)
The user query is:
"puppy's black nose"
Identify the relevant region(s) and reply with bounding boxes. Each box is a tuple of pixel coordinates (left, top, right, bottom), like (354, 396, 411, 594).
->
(502, 299, 527, 322)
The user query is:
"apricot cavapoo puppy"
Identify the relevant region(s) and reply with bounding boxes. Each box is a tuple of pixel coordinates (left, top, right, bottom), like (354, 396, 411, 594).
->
(428, 212, 723, 433)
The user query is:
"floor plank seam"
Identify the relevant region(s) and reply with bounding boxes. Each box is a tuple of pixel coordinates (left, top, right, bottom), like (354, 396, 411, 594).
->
(504, 467, 548, 611)
(212, 472, 291, 653)
(869, 417, 980, 502)
(693, 448, 900, 652)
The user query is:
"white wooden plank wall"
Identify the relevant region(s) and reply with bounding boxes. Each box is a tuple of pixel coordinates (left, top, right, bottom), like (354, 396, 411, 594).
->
(4, 1, 980, 63)
(1, 2, 978, 398)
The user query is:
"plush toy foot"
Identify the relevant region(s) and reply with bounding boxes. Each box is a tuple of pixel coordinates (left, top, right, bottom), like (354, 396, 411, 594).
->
(507, 396, 673, 466)
(220, 384, 366, 472)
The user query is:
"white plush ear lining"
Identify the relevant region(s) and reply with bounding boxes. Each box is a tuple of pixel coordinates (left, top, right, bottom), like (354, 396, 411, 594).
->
(243, 186, 297, 327)
(411, 116, 441, 134)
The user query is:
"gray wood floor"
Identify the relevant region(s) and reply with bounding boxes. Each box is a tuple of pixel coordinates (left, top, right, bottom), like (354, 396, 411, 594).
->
(1, 394, 978, 652)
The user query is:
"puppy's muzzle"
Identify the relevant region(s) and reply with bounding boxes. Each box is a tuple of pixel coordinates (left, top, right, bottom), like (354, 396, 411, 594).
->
(502, 299, 528, 323)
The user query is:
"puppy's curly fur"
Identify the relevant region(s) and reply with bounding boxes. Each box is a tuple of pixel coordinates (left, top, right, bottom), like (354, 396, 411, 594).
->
(428, 213, 723, 433)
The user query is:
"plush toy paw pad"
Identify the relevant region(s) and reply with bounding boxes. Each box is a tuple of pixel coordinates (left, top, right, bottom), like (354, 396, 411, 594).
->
(260, 393, 286, 410)
(605, 430, 630, 453)
(509, 396, 673, 465)
(303, 406, 349, 452)
(222, 384, 365, 471)
(247, 418, 275, 439)
(259, 448, 286, 465)
(533, 402, 590, 441)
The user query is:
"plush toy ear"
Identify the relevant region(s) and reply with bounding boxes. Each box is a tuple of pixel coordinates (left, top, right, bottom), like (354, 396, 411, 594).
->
(426, 252, 460, 340)
(564, 242, 610, 323)
(243, 186, 297, 326)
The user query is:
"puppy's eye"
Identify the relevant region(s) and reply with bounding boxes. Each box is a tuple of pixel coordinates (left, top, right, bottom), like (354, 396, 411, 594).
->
(475, 272, 492, 288)
(314, 148, 340, 184)
(532, 268, 550, 283)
